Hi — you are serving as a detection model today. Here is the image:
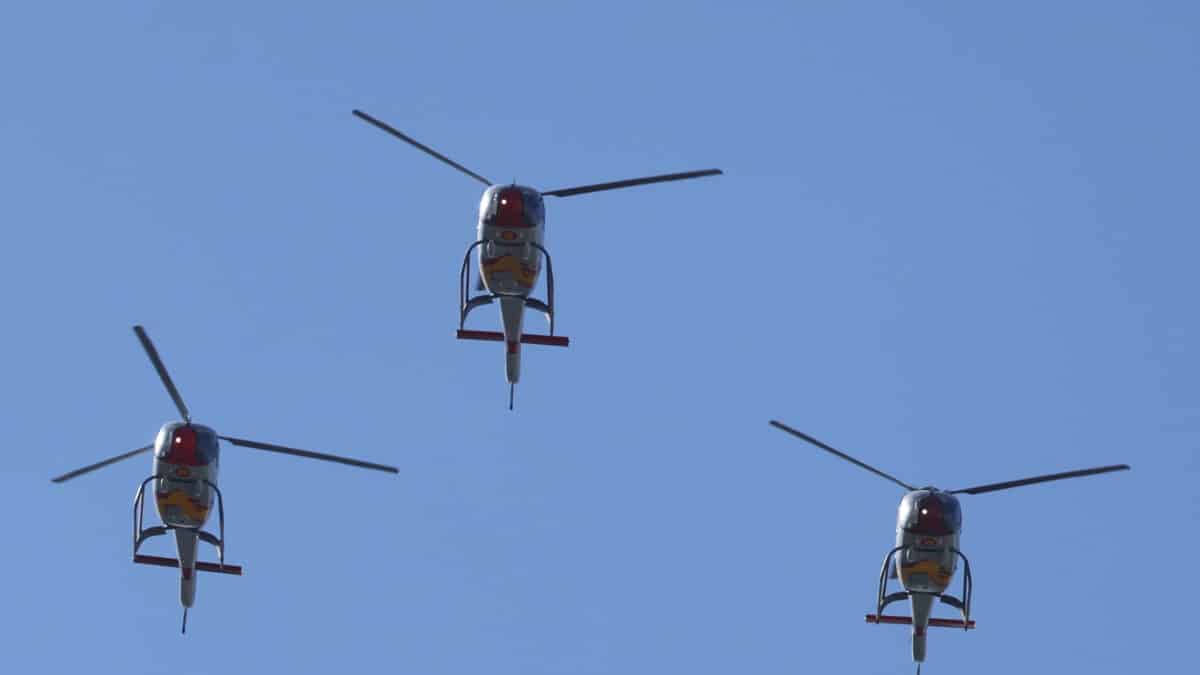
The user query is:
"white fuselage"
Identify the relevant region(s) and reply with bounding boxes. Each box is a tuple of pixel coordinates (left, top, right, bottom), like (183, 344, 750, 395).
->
(475, 185, 547, 384)
(476, 184, 545, 298)
(151, 422, 219, 531)
(894, 489, 962, 594)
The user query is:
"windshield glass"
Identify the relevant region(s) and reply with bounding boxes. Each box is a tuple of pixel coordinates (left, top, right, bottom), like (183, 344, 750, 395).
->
(155, 424, 219, 466)
(522, 189, 544, 226)
(480, 187, 543, 228)
(898, 492, 961, 536)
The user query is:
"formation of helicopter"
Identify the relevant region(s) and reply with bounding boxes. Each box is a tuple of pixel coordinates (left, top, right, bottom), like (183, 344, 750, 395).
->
(46, 110, 1132, 671)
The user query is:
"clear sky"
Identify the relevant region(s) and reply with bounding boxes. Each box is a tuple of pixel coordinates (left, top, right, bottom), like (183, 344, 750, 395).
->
(2, 2, 1197, 673)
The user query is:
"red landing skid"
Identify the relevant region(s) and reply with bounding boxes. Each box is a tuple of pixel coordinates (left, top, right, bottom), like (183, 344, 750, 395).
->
(866, 614, 976, 630)
(456, 329, 569, 347)
(133, 554, 243, 576)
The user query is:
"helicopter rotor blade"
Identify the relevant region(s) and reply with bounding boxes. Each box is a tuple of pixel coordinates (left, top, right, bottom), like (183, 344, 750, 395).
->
(948, 464, 1130, 495)
(541, 168, 722, 197)
(133, 325, 191, 423)
(769, 420, 916, 491)
(218, 436, 399, 474)
(352, 109, 492, 187)
(51, 445, 154, 483)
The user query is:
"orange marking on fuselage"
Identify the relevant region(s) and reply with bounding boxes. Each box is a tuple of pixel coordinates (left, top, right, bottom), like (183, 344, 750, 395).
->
(483, 255, 538, 288)
(156, 489, 210, 521)
(899, 558, 953, 588)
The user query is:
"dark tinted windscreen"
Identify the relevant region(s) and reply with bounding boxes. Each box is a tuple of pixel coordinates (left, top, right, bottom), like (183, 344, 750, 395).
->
(899, 493, 961, 536)
(157, 425, 220, 465)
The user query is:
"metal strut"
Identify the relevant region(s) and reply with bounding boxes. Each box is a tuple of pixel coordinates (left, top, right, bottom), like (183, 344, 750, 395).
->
(459, 240, 490, 329)
(528, 241, 557, 336)
(133, 475, 165, 552)
(133, 475, 231, 569)
(200, 479, 227, 566)
(947, 548, 974, 628)
(458, 239, 559, 335)
(875, 545, 908, 617)
(870, 544, 976, 633)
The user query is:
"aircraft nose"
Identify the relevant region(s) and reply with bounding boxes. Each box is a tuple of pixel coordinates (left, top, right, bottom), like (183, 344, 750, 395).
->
(496, 189, 529, 228)
(168, 427, 198, 464)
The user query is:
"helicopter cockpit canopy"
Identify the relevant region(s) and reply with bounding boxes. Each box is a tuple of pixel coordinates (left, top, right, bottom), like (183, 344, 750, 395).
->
(154, 422, 220, 467)
(897, 490, 962, 536)
(479, 186, 545, 229)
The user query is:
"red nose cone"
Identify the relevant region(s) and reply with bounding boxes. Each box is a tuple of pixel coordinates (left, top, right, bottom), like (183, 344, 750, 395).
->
(921, 496, 942, 520)
(914, 496, 952, 536)
(496, 189, 529, 228)
(169, 427, 200, 466)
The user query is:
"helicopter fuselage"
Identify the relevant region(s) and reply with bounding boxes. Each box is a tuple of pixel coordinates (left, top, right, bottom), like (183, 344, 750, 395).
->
(893, 488, 966, 664)
(476, 185, 545, 298)
(894, 489, 962, 595)
(151, 421, 220, 531)
(146, 421, 224, 613)
(473, 185, 549, 387)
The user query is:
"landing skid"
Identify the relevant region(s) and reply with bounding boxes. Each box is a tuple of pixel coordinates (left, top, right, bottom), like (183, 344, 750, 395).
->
(132, 554, 243, 576)
(455, 329, 569, 347)
(872, 545, 974, 630)
(133, 475, 242, 574)
(458, 240, 567, 343)
(865, 614, 975, 629)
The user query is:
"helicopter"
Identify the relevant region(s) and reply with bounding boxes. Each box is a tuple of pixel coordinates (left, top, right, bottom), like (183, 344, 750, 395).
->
(768, 420, 1129, 673)
(352, 109, 722, 409)
(51, 326, 399, 633)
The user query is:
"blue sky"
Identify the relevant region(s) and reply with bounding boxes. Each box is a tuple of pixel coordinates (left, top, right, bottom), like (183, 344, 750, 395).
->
(2, 2, 1197, 673)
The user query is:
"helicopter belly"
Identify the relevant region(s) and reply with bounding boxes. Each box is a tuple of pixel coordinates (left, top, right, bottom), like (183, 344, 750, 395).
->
(154, 464, 216, 529)
(896, 532, 958, 593)
(479, 243, 541, 296)
(898, 557, 954, 593)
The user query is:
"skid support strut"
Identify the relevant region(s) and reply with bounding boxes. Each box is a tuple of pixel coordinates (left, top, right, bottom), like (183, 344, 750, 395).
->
(459, 240, 491, 327)
(945, 548, 973, 628)
(132, 475, 241, 575)
(865, 545, 975, 630)
(458, 240, 561, 337)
